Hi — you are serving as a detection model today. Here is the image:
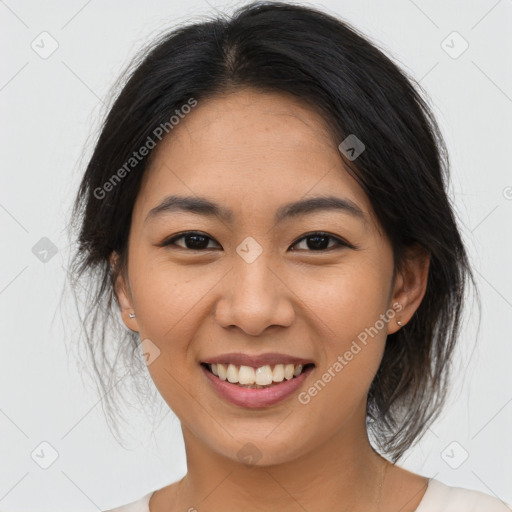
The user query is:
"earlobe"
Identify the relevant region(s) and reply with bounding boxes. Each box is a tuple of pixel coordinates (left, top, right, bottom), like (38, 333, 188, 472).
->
(109, 251, 139, 333)
(388, 244, 430, 334)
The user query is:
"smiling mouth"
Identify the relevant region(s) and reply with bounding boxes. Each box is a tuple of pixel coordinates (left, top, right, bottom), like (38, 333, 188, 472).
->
(200, 362, 315, 389)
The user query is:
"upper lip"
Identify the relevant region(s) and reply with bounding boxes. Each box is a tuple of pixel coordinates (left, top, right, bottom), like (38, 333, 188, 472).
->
(201, 352, 315, 368)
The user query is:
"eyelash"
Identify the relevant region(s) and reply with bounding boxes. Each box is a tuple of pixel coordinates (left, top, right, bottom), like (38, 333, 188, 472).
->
(161, 231, 353, 252)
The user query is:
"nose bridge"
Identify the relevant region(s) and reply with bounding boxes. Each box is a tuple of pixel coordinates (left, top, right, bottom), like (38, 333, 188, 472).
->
(215, 238, 295, 334)
(234, 246, 277, 302)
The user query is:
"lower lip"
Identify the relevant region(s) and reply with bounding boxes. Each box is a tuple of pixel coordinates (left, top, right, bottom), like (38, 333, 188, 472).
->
(201, 364, 314, 408)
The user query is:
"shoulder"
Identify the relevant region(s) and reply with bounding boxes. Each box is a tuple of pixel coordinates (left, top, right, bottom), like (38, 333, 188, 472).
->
(103, 491, 155, 512)
(416, 478, 511, 512)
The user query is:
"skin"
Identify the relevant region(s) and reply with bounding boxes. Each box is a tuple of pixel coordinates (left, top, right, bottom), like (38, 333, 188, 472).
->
(111, 88, 431, 512)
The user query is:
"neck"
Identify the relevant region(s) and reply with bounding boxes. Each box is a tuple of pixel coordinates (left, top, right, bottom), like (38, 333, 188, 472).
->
(172, 411, 386, 512)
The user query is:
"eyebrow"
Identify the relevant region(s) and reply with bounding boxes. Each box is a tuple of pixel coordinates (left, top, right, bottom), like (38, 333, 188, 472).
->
(144, 194, 365, 224)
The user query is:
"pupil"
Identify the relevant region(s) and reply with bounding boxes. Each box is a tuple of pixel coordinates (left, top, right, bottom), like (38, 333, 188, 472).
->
(186, 234, 208, 249)
(307, 235, 329, 250)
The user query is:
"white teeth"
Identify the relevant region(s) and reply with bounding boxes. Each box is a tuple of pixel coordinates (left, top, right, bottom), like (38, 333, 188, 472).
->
(272, 364, 285, 382)
(255, 365, 273, 385)
(238, 365, 256, 384)
(284, 363, 295, 380)
(208, 362, 309, 385)
(226, 363, 239, 383)
(217, 363, 227, 381)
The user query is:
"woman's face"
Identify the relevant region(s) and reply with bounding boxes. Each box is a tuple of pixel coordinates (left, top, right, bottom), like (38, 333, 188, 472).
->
(114, 89, 413, 466)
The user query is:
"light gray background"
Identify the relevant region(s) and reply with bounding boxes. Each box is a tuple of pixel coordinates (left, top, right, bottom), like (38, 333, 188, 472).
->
(1, 0, 511, 510)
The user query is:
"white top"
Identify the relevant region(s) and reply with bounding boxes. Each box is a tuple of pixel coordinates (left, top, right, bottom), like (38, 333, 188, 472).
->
(104, 478, 512, 511)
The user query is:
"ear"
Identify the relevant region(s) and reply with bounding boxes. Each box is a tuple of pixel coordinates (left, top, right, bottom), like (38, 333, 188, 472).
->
(109, 251, 139, 333)
(387, 244, 430, 335)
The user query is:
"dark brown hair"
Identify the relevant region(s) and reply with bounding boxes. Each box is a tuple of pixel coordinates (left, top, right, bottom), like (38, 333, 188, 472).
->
(64, 0, 476, 461)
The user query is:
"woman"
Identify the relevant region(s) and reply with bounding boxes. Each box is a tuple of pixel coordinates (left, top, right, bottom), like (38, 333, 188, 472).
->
(67, 2, 510, 511)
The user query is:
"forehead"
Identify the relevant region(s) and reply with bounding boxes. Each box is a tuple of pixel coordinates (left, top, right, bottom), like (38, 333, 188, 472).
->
(135, 89, 376, 229)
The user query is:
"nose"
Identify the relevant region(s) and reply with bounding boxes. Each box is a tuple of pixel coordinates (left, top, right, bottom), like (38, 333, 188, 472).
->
(214, 255, 296, 336)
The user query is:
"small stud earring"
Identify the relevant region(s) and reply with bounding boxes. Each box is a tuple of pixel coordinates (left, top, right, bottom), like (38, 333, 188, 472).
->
(129, 313, 135, 318)
(397, 320, 403, 326)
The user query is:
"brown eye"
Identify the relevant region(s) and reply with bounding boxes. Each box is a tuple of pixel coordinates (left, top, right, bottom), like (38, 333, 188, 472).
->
(162, 231, 220, 250)
(290, 232, 350, 251)
(161, 231, 352, 252)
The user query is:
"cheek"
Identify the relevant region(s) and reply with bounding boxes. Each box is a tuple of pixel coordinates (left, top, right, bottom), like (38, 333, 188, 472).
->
(128, 252, 218, 342)
(296, 276, 388, 423)
(295, 259, 392, 344)
(292, 259, 390, 404)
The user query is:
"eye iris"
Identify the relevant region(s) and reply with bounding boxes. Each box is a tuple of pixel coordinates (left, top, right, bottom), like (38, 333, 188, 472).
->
(306, 234, 330, 250)
(185, 234, 209, 249)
